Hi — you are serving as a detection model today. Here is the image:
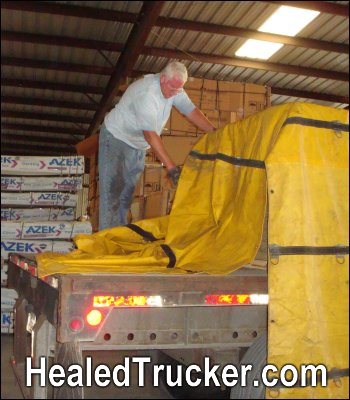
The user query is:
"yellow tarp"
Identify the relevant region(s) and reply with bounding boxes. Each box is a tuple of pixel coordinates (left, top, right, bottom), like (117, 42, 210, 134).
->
(265, 105, 349, 398)
(37, 102, 349, 398)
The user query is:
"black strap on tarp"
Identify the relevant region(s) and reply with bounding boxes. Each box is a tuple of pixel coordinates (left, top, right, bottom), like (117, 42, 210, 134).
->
(161, 244, 176, 268)
(283, 117, 349, 132)
(269, 244, 349, 256)
(189, 150, 265, 169)
(126, 224, 158, 242)
(126, 225, 176, 268)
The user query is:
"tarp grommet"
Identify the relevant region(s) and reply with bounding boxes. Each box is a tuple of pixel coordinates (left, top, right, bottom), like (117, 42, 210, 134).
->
(333, 378, 343, 388)
(336, 254, 345, 264)
(270, 255, 279, 265)
(332, 120, 343, 138)
(268, 388, 280, 398)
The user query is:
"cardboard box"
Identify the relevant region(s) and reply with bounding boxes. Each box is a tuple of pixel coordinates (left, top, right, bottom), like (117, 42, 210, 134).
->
(130, 198, 143, 222)
(184, 80, 270, 114)
(1, 221, 92, 240)
(144, 166, 162, 193)
(165, 107, 200, 134)
(133, 164, 163, 197)
(161, 135, 201, 165)
(1, 240, 76, 258)
(143, 190, 174, 219)
(143, 192, 164, 219)
(185, 77, 219, 91)
(1, 176, 83, 191)
(201, 110, 236, 128)
(1, 155, 84, 175)
(166, 82, 270, 134)
(1, 207, 76, 221)
(186, 89, 232, 112)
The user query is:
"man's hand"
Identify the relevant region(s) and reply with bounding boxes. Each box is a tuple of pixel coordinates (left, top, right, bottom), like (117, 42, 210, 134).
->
(167, 166, 182, 186)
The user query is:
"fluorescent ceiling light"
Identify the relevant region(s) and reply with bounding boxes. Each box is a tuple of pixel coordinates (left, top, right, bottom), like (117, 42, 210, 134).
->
(236, 40, 284, 60)
(235, 6, 320, 60)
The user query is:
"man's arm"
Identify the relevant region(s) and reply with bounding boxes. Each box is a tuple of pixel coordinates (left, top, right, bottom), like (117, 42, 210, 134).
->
(186, 108, 216, 132)
(143, 130, 176, 171)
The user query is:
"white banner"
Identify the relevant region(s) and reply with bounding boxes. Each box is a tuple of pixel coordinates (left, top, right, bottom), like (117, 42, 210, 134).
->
(1, 221, 92, 240)
(1, 207, 76, 221)
(1, 192, 78, 207)
(1, 155, 84, 175)
(1, 176, 83, 191)
(1, 240, 76, 258)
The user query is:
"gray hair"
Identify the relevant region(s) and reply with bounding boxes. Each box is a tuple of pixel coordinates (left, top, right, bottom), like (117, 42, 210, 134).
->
(161, 61, 188, 82)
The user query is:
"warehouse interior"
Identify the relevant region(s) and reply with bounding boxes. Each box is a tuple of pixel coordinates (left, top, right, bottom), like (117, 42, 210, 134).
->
(1, 1, 349, 399)
(1, 1, 348, 157)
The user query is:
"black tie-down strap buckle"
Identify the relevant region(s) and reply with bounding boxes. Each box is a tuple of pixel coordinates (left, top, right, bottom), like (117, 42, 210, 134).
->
(269, 244, 349, 265)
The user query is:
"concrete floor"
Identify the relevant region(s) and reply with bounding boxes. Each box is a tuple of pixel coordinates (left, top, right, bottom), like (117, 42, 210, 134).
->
(1, 334, 171, 399)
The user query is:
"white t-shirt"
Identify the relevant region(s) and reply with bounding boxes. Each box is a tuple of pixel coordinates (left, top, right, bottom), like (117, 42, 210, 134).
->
(104, 74, 196, 150)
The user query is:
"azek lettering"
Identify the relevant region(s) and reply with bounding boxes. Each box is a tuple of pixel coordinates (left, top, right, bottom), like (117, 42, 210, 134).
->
(1, 210, 16, 219)
(1, 242, 41, 252)
(38, 194, 67, 201)
(1, 157, 13, 164)
(1, 178, 17, 185)
(49, 158, 81, 166)
(26, 226, 57, 234)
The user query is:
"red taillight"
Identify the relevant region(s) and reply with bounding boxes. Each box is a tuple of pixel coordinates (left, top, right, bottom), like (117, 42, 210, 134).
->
(93, 295, 154, 307)
(205, 294, 268, 305)
(205, 294, 251, 305)
(86, 309, 103, 326)
(69, 318, 84, 332)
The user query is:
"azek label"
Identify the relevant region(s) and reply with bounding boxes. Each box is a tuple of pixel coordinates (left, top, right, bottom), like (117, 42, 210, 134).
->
(1, 155, 84, 175)
(1, 240, 75, 256)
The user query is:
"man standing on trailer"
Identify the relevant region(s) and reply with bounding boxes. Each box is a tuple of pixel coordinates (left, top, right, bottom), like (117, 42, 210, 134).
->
(98, 61, 216, 230)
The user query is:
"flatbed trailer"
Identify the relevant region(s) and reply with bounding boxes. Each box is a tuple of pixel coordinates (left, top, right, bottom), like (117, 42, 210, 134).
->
(7, 252, 268, 399)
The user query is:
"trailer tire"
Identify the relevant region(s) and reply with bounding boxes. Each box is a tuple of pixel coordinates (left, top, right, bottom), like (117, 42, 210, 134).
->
(229, 332, 267, 399)
(147, 350, 230, 399)
(54, 341, 84, 399)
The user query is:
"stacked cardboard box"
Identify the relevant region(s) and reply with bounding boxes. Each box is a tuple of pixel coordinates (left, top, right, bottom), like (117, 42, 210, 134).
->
(171, 78, 271, 130)
(131, 163, 176, 223)
(162, 78, 271, 164)
(1, 155, 91, 332)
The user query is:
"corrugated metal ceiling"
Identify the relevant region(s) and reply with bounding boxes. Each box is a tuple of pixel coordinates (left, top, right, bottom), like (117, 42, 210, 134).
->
(1, 0, 349, 155)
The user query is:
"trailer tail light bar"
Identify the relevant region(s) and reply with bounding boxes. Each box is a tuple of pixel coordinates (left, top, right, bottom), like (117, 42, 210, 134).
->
(92, 294, 268, 308)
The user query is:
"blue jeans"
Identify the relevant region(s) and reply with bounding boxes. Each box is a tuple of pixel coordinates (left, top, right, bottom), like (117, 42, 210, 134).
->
(98, 125, 145, 230)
